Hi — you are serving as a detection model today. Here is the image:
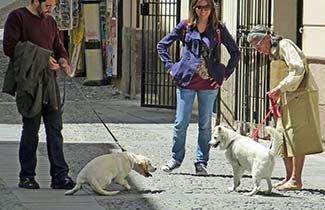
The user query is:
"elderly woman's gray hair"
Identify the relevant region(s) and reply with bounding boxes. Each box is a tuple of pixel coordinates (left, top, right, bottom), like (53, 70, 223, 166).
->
(247, 25, 269, 43)
(247, 25, 282, 46)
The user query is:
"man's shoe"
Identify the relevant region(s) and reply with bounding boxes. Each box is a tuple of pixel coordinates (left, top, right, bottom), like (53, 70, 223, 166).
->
(51, 177, 75, 189)
(18, 177, 40, 189)
(161, 159, 181, 172)
(195, 163, 208, 176)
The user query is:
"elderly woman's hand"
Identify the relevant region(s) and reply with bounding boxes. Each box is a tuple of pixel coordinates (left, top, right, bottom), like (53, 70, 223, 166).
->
(268, 87, 281, 101)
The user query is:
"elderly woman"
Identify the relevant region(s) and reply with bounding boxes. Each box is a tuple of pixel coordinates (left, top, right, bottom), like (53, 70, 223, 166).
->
(247, 25, 323, 191)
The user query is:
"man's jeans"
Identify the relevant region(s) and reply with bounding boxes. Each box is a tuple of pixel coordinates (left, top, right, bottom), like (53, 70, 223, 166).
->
(171, 87, 218, 165)
(19, 104, 69, 182)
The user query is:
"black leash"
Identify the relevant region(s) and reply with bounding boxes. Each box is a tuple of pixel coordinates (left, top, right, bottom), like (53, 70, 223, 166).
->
(66, 77, 127, 152)
(60, 73, 66, 113)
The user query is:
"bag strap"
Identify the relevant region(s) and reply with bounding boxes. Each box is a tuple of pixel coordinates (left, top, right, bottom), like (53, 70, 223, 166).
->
(215, 23, 221, 45)
(181, 19, 188, 42)
(181, 20, 221, 45)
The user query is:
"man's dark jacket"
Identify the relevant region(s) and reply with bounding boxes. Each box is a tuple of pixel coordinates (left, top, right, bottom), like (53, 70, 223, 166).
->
(2, 41, 59, 118)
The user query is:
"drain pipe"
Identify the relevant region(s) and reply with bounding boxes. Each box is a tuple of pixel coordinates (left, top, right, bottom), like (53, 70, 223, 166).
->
(128, 1, 132, 97)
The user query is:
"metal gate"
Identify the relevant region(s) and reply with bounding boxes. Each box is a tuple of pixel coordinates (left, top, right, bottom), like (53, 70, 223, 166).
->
(140, 0, 181, 108)
(235, 0, 273, 130)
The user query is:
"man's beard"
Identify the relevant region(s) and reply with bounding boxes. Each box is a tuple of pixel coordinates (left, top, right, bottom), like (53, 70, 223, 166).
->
(36, 5, 45, 18)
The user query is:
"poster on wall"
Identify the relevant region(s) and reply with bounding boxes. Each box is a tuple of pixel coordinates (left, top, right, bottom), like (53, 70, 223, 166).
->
(105, 0, 118, 77)
(54, 0, 80, 31)
(109, 17, 116, 39)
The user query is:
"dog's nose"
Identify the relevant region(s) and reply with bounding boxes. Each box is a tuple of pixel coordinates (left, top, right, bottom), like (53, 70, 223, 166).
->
(209, 140, 217, 148)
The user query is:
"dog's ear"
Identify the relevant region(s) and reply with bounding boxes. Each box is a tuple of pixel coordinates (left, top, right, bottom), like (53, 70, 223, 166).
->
(126, 152, 141, 167)
(140, 161, 148, 171)
(129, 153, 147, 165)
(134, 159, 153, 177)
(218, 126, 223, 133)
(138, 159, 145, 167)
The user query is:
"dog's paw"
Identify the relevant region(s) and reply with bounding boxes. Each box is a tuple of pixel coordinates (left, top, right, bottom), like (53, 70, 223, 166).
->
(228, 186, 236, 192)
(265, 189, 272, 195)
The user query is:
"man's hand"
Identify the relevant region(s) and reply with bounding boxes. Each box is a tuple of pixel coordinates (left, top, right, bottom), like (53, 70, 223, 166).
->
(59, 58, 74, 77)
(48, 56, 60, 71)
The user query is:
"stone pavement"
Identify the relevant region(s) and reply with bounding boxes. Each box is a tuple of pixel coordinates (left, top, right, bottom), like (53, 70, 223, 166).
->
(0, 140, 105, 210)
(0, 0, 16, 11)
(1, 106, 325, 209)
(1, 1, 325, 209)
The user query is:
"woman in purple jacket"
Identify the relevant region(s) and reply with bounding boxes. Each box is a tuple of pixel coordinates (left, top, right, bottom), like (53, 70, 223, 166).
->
(157, 0, 240, 175)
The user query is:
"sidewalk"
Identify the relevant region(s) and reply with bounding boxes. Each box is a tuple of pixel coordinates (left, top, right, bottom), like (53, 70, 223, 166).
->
(1, 120, 325, 210)
(0, 127, 105, 210)
(0, 0, 16, 10)
(0, 142, 106, 210)
(0, 97, 179, 210)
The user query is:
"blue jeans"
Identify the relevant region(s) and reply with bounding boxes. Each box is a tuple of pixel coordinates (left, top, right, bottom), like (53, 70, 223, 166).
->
(171, 87, 218, 166)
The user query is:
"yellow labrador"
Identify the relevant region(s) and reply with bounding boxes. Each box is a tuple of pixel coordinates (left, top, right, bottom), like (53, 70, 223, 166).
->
(65, 152, 156, 196)
(209, 125, 282, 196)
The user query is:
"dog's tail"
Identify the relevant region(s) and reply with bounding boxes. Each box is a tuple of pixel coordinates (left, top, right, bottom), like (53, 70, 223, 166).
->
(65, 183, 82, 195)
(264, 126, 283, 156)
(90, 178, 120, 196)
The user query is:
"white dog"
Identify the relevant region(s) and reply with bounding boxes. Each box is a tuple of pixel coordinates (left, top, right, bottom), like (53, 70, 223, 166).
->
(209, 125, 282, 196)
(65, 152, 156, 196)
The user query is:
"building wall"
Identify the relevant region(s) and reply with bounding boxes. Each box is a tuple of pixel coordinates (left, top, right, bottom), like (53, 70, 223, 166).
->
(112, 0, 135, 97)
(302, 0, 325, 58)
(216, 0, 238, 127)
(301, 0, 325, 140)
(273, 0, 297, 42)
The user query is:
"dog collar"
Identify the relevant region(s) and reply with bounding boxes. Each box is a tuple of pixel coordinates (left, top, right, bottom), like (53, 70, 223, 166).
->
(225, 140, 235, 150)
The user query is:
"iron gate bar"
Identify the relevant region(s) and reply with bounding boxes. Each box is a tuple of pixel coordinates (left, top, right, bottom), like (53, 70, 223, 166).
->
(236, 0, 272, 132)
(141, 0, 180, 109)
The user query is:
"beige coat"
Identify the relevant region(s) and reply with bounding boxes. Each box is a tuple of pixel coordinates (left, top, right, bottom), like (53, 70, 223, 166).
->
(271, 39, 323, 157)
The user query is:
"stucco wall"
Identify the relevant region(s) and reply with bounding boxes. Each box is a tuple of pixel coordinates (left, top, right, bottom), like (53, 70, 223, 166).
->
(273, 0, 297, 43)
(302, 0, 325, 58)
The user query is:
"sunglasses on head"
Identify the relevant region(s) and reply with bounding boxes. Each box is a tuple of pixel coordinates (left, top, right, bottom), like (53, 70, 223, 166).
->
(195, 4, 211, 11)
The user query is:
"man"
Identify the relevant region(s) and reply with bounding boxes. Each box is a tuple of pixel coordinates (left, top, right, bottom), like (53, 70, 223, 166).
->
(3, 0, 75, 189)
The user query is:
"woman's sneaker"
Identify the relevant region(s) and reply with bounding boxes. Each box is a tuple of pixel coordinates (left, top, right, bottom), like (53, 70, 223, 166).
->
(161, 159, 181, 172)
(195, 163, 208, 176)
(18, 177, 40, 189)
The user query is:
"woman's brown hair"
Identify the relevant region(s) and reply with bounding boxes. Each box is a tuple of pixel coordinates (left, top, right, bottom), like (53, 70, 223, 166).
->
(188, 0, 219, 27)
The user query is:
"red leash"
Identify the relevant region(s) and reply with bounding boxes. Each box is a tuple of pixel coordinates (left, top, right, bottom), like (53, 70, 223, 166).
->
(250, 95, 281, 141)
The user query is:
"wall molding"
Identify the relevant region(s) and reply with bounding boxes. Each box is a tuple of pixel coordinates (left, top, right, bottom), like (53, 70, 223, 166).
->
(308, 56, 325, 64)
